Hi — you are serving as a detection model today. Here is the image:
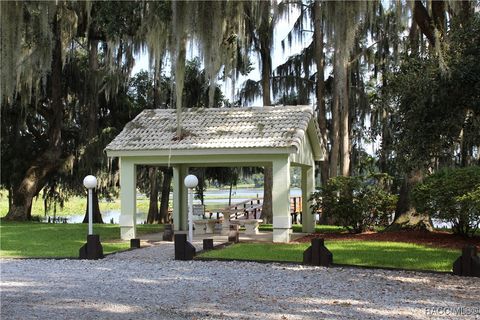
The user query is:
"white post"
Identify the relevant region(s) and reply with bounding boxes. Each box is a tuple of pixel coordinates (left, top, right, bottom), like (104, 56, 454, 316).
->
(184, 174, 198, 243)
(83, 175, 97, 236)
(272, 157, 292, 243)
(301, 166, 315, 233)
(188, 189, 193, 242)
(88, 189, 93, 235)
(119, 159, 137, 240)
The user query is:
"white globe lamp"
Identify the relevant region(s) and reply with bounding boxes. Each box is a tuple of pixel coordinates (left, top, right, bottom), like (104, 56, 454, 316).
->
(83, 175, 97, 189)
(184, 175, 199, 188)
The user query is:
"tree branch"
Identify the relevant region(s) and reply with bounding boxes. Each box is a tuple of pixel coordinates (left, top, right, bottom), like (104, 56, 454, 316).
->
(431, 0, 446, 36)
(413, 0, 436, 47)
(349, 40, 381, 66)
(271, 75, 316, 85)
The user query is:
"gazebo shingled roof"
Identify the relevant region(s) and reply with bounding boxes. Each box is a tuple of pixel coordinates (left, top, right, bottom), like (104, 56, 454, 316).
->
(105, 106, 322, 157)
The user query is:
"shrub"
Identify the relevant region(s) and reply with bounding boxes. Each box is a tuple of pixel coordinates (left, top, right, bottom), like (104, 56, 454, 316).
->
(310, 175, 397, 233)
(412, 166, 480, 237)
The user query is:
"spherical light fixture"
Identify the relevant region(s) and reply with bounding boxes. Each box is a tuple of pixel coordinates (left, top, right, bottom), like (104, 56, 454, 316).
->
(184, 174, 198, 189)
(83, 175, 97, 189)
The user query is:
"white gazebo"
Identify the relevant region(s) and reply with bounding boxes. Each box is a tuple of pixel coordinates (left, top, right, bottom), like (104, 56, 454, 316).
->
(105, 106, 324, 243)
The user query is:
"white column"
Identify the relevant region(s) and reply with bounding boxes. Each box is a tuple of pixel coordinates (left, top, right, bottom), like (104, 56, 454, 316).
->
(188, 187, 193, 242)
(173, 165, 182, 232)
(301, 165, 315, 233)
(180, 166, 188, 231)
(119, 158, 137, 240)
(272, 157, 291, 243)
(88, 189, 93, 235)
(173, 165, 188, 231)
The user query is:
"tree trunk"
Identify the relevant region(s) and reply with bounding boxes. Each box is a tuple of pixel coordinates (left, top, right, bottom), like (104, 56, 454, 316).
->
(459, 128, 468, 167)
(153, 58, 162, 107)
(378, 109, 390, 173)
(197, 169, 205, 205)
(313, 0, 329, 186)
(413, 0, 436, 47)
(8, 187, 13, 213)
(387, 170, 433, 232)
(159, 168, 173, 224)
(175, 34, 187, 138)
(460, 0, 473, 22)
(340, 60, 350, 177)
(262, 168, 273, 224)
(146, 167, 160, 224)
(5, 12, 64, 221)
(87, 39, 99, 142)
(259, 26, 273, 224)
(379, 40, 390, 174)
(82, 189, 103, 223)
(329, 54, 341, 179)
(154, 58, 170, 224)
(228, 180, 233, 207)
(260, 48, 272, 106)
(81, 38, 104, 224)
(409, 17, 419, 54)
(431, 0, 446, 36)
(6, 160, 56, 221)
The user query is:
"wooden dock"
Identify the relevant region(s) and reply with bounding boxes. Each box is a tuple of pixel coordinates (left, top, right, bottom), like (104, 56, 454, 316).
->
(206, 196, 303, 222)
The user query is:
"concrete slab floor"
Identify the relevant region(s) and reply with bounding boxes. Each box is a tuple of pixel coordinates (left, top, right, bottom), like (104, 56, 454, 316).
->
(137, 230, 308, 245)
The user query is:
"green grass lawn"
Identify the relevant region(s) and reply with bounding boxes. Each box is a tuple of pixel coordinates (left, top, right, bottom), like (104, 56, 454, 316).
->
(258, 224, 346, 233)
(0, 190, 259, 218)
(0, 222, 163, 258)
(198, 241, 460, 272)
(0, 196, 154, 218)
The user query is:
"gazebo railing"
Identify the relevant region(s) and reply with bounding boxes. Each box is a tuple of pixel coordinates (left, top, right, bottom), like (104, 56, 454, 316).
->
(228, 199, 263, 220)
(213, 196, 303, 222)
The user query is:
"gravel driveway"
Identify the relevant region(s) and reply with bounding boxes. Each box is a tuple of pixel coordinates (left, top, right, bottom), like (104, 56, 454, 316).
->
(1, 242, 479, 320)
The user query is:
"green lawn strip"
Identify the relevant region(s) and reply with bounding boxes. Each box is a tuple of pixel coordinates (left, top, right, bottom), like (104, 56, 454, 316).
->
(198, 241, 459, 272)
(0, 195, 162, 218)
(0, 222, 163, 258)
(0, 194, 258, 218)
(135, 223, 164, 235)
(0, 186, 264, 218)
(258, 224, 346, 233)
